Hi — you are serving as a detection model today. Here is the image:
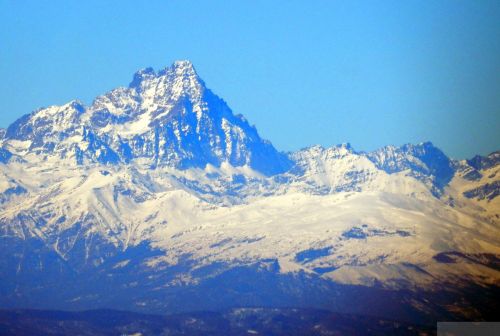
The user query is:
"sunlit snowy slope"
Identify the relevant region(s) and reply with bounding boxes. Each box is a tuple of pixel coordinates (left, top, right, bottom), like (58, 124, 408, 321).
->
(0, 61, 498, 323)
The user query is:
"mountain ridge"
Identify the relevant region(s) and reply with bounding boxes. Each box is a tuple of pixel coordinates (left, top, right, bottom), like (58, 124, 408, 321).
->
(0, 60, 498, 325)
(1, 60, 291, 175)
(0, 60, 490, 185)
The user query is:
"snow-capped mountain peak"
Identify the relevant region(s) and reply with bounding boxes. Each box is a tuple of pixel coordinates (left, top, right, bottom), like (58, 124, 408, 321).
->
(129, 59, 204, 103)
(366, 141, 455, 193)
(1, 61, 291, 175)
(171, 59, 197, 75)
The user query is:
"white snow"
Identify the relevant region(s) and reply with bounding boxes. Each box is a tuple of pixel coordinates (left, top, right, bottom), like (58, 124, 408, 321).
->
(0, 60, 498, 293)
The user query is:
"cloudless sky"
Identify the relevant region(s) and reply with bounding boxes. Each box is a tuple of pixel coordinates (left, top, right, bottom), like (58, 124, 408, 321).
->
(1, 0, 499, 159)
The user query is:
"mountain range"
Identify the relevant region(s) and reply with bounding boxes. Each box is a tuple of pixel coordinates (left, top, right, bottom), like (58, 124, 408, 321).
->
(0, 60, 498, 328)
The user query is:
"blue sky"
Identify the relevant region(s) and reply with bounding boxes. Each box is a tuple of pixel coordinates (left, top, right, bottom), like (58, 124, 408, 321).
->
(0, 0, 499, 159)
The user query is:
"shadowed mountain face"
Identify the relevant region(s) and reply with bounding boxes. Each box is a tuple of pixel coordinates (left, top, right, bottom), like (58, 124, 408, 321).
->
(3, 61, 291, 175)
(467, 151, 500, 171)
(0, 61, 499, 330)
(366, 142, 455, 193)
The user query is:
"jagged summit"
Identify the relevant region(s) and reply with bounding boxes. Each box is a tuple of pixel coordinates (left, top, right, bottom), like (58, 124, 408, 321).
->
(1, 61, 292, 175)
(0, 60, 493, 187)
(129, 60, 201, 93)
(366, 141, 455, 191)
(171, 59, 197, 73)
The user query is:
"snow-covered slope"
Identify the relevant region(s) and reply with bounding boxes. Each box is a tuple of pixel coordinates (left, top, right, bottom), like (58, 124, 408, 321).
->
(447, 151, 500, 222)
(0, 60, 498, 322)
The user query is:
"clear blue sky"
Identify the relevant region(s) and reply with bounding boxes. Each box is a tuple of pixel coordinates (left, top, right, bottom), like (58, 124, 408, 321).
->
(1, 0, 499, 159)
